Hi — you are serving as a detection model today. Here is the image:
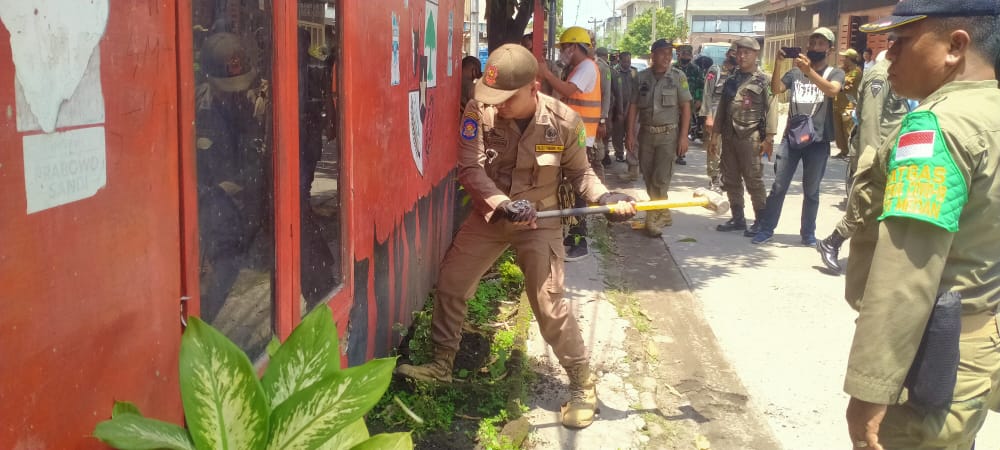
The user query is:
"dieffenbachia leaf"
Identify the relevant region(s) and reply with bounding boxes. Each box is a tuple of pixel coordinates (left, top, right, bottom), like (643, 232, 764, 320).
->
(266, 358, 395, 450)
(179, 317, 269, 450)
(262, 304, 340, 409)
(315, 418, 370, 450)
(111, 401, 143, 418)
(93, 414, 196, 450)
(349, 432, 413, 450)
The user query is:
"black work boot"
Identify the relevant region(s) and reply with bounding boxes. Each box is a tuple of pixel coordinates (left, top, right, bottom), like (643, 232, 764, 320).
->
(716, 208, 746, 232)
(817, 230, 847, 273)
(744, 209, 765, 237)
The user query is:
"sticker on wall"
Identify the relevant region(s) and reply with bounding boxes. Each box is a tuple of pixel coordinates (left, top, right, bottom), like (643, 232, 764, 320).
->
(22, 127, 107, 214)
(408, 91, 424, 175)
(1, 0, 109, 133)
(1, 0, 110, 213)
(447, 11, 454, 77)
(424, 0, 438, 88)
(391, 13, 401, 86)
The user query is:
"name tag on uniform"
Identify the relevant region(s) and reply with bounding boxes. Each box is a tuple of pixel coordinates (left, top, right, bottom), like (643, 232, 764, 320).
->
(535, 144, 564, 152)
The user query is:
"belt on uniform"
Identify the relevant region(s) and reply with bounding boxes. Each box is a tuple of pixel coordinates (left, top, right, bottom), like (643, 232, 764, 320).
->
(642, 124, 676, 134)
(960, 314, 999, 338)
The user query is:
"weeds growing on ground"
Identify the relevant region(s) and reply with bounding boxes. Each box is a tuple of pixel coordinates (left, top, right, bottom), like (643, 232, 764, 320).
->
(369, 249, 530, 447)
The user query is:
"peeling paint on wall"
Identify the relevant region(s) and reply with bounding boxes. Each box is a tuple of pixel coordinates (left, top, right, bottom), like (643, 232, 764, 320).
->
(0, 0, 109, 133)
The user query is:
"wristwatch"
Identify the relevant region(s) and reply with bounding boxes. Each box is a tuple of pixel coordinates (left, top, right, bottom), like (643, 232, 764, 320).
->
(599, 118, 607, 124)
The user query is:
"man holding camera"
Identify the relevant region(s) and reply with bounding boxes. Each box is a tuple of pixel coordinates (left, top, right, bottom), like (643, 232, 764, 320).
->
(751, 27, 845, 245)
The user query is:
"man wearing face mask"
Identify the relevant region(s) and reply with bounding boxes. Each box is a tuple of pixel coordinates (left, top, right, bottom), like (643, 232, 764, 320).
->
(396, 44, 637, 430)
(751, 27, 845, 246)
(626, 38, 693, 237)
(673, 43, 705, 165)
(538, 26, 604, 260)
(702, 44, 739, 192)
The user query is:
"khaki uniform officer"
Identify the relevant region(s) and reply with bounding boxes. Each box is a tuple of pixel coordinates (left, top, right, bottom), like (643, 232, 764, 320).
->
(701, 44, 737, 191)
(816, 51, 910, 273)
(626, 38, 692, 237)
(713, 37, 776, 236)
(395, 44, 636, 429)
(844, 2, 1000, 449)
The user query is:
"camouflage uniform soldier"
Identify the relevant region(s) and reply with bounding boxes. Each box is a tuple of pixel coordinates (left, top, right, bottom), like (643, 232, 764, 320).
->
(713, 37, 775, 235)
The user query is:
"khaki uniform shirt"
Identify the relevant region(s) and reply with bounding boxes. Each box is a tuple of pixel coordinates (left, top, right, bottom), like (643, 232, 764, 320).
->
(700, 63, 734, 119)
(458, 94, 608, 229)
(835, 66, 862, 110)
(631, 68, 693, 126)
(844, 80, 1000, 404)
(849, 59, 909, 163)
(713, 69, 777, 138)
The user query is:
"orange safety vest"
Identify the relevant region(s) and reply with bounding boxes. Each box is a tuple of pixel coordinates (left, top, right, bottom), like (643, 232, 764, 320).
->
(563, 59, 602, 141)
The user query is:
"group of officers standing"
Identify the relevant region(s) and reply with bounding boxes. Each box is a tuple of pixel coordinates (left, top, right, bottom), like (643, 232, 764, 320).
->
(399, 0, 1000, 447)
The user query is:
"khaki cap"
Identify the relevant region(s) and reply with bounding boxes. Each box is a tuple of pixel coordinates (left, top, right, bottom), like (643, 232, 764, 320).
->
(733, 37, 760, 51)
(811, 27, 835, 43)
(475, 44, 539, 105)
(839, 48, 859, 59)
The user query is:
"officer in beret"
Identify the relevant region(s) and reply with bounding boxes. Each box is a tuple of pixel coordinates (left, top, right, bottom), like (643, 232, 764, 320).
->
(625, 38, 692, 237)
(396, 44, 637, 430)
(843, 2, 1000, 448)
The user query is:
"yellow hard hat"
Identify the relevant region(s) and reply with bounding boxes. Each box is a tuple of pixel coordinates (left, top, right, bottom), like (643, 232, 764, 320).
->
(558, 26, 592, 47)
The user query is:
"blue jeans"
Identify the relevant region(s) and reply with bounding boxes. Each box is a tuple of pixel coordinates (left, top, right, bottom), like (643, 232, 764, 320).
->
(757, 140, 830, 240)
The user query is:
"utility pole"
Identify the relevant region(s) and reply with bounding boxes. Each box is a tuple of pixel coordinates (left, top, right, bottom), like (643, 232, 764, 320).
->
(650, 1, 657, 46)
(588, 16, 601, 43)
(470, 0, 479, 56)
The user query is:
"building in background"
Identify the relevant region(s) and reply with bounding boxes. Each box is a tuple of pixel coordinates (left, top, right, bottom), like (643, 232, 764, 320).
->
(463, 0, 487, 57)
(665, 0, 763, 50)
(745, 0, 896, 72)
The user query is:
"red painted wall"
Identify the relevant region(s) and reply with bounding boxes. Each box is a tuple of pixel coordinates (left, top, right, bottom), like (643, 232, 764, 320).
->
(0, 2, 184, 448)
(336, 0, 462, 362)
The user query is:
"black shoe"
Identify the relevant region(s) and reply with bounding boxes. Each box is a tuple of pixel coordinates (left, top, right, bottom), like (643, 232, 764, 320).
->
(817, 236, 843, 272)
(615, 154, 626, 162)
(602, 155, 613, 167)
(565, 241, 590, 262)
(743, 221, 761, 237)
(675, 156, 687, 165)
(716, 218, 747, 232)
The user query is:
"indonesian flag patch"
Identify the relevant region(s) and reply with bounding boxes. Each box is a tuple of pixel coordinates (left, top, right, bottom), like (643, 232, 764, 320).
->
(894, 130, 935, 161)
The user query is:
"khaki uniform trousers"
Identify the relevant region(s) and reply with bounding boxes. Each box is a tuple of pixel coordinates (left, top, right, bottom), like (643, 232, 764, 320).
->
(707, 140, 721, 180)
(638, 126, 678, 201)
(835, 147, 877, 239)
(878, 315, 1000, 450)
(431, 215, 587, 369)
(833, 106, 855, 155)
(719, 129, 766, 212)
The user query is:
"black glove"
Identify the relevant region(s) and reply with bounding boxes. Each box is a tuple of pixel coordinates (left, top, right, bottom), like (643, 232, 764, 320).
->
(599, 192, 636, 222)
(498, 199, 537, 223)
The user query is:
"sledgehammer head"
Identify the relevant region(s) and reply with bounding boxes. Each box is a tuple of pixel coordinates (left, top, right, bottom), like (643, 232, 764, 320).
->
(693, 188, 730, 215)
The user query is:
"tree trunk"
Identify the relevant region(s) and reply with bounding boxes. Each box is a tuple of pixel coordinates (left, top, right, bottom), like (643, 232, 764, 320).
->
(485, 0, 534, 53)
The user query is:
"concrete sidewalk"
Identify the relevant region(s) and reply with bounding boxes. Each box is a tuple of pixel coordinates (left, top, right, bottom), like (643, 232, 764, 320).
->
(521, 139, 999, 449)
(663, 141, 1000, 449)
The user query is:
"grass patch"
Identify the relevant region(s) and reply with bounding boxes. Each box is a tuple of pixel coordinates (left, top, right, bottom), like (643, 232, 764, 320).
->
(369, 249, 532, 448)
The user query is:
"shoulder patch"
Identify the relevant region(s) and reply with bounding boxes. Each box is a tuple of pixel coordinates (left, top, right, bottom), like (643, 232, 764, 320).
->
(461, 118, 479, 140)
(879, 110, 968, 232)
(576, 123, 586, 147)
(869, 79, 885, 98)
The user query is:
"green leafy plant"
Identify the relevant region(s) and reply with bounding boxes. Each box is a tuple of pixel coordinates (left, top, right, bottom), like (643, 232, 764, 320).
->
(93, 305, 411, 450)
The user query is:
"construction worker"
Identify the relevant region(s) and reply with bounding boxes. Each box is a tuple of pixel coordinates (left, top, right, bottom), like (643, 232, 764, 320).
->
(843, 2, 1000, 448)
(701, 44, 738, 192)
(395, 44, 637, 429)
(626, 38, 692, 237)
(537, 26, 604, 260)
(713, 37, 775, 236)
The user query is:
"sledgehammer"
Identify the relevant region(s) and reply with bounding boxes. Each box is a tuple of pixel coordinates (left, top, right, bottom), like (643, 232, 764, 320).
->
(535, 188, 729, 219)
